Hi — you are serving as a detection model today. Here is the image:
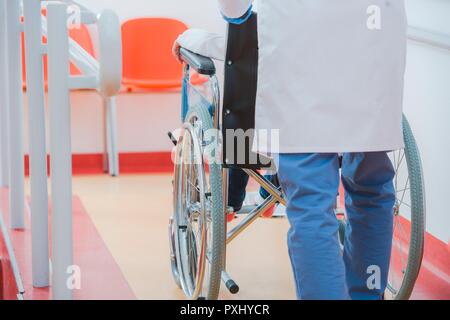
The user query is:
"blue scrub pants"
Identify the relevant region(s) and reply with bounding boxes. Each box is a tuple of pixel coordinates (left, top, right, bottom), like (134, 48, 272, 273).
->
(277, 152, 395, 300)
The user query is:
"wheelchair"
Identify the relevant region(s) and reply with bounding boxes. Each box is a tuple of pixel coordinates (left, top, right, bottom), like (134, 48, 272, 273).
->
(168, 14, 426, 300)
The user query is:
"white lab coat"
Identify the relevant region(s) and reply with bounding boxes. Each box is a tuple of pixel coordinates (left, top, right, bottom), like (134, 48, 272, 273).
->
(200, 0, 408, 153)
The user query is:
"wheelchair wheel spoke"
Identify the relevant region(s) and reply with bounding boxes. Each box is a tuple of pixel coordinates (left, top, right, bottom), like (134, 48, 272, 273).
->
(188, 180, 200, 193)
(399, 200, 411, 209)
(386, 283, 398, 295)
(399, 177, 410, 207)
(393, 151, 399, 192)
(396, 151, 405, 172)
(396, 187, 410, 194)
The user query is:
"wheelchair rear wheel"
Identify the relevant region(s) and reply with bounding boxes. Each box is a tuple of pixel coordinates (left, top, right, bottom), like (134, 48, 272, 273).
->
(171, 103, 225, 300)
(385, 115, 426, 300)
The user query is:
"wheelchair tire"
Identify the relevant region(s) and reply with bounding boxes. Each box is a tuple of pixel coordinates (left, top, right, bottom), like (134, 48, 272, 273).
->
(186, 103, 225, 300)
(172, 103, 225, 300)
(387, 115, 426, 300)
(169, 216, 182, 289)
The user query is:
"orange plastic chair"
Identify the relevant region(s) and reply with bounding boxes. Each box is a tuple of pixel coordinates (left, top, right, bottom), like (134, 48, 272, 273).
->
(21, 24, 95, 89)
(121, 17, 206, 91)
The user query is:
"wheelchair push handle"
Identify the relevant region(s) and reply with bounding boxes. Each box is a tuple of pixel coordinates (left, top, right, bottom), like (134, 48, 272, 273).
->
(180, 47, 216, 76)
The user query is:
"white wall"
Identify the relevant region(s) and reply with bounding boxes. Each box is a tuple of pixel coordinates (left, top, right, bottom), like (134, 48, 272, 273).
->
(76, 0, 226, 33)
(403, 0, 450, 243)
(406, 0, 450, 33)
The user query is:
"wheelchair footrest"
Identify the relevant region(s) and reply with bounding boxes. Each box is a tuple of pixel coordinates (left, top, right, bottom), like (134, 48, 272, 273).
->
(236, 205, 258, 215)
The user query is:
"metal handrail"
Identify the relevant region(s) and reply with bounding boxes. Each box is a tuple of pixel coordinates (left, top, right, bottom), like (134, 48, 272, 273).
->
(408, 26, 450, 51)
(44, 0, 121, 300)
(40, 3, 121, 94)
(0, 0, 122, 300)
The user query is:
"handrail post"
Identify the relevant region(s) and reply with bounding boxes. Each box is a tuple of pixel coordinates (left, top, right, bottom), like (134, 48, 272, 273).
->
(0, 0, 10, 187)
(47, 2, 73, 300)
(104, 97, 119, 176)
(5, 0, 25, 229)
(23, 0, 50, 288)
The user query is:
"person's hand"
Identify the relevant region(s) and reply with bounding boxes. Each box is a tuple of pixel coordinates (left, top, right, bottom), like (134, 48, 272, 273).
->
(172, 41, 183, 63)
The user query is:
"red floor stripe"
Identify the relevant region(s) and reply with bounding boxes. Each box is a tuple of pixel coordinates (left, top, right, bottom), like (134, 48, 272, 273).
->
(0, 234, 18, 299)
(0, 188, 136, 300)
(23, 151, 174, 175)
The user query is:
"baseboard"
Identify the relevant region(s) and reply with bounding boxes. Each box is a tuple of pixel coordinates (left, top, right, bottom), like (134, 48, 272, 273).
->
(24, 151, 173, 175)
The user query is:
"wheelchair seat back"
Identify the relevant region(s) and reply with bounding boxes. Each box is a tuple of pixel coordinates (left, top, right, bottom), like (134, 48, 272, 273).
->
(222, 13, 273, 170)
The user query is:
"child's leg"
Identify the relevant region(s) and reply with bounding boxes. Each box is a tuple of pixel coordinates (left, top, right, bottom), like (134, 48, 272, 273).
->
(259, 173, 279, 199)
(227, 168, 249, 211)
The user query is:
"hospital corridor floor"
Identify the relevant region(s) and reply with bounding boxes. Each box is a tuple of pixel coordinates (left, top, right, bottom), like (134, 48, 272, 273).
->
(25, 174, 296, 300)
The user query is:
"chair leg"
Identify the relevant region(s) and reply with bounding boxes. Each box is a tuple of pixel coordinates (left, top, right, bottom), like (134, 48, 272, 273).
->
(103, 96, 119, 176)
(102, 98, 109, 174)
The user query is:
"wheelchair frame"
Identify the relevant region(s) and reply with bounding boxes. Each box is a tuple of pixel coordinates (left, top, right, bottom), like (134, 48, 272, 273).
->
(169, 46, 425, 300)
(169, 51, 288, 299)
(180, 53, 286, 243)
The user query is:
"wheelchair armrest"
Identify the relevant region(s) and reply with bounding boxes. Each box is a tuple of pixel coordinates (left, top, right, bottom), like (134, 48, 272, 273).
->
(180, 47, 216, 76)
